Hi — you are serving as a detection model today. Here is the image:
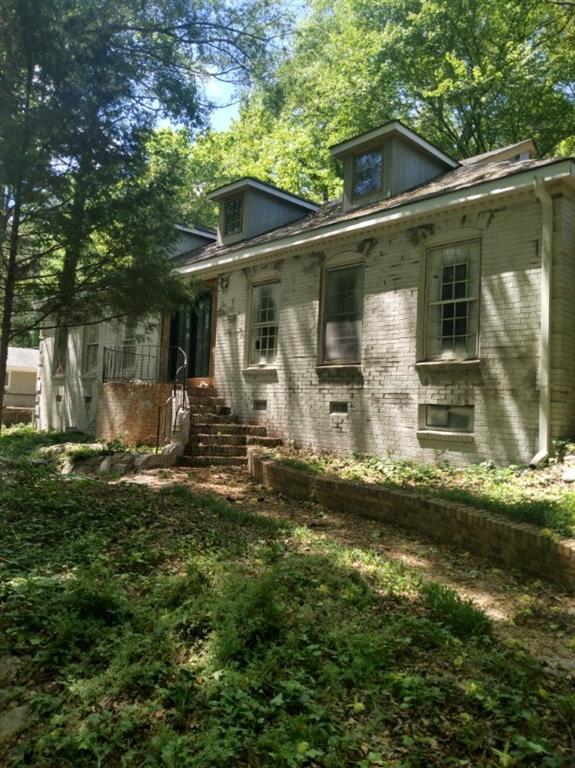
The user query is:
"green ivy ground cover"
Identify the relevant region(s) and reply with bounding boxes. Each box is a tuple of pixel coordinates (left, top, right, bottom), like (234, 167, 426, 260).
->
(272, 451, 575, 538)
(0, 429, 573, 767)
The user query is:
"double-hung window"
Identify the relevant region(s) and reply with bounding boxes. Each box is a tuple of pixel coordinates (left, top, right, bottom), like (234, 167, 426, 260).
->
(249, 282, 280, 366)
(322, 264, 364, 364)
(425, 241, 480, 360)
(82, 324, 99, 375)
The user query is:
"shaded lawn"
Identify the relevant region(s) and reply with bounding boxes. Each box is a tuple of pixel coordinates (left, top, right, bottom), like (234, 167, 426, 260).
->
(0, 424, 87, 461)
(272, 450, 575, 538)
(0, 457, 574, 765)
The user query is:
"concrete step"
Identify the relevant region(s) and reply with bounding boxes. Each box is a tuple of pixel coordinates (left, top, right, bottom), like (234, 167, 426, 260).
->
(188, 403, 231, 416)
(192, 444, 247, 457)
(187, 396, 226, 409)
(189, 414, 236, 426)
(246, 436, 283, 448)
(189, 422, 266, 435)
(178, 455, 247, 467)
(195, 433, 247, 446)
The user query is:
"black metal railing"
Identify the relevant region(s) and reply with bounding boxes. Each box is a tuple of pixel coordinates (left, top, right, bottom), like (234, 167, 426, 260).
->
(102, 345, 162, 382)
(155, 346, 188, 453)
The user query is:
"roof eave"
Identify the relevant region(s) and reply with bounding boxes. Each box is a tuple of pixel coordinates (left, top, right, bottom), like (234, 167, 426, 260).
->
(206, 177, 319, 211)
(180, 159, 575, 278)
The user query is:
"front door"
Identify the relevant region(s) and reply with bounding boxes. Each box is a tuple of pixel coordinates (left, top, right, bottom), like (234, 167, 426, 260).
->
(169, 289, 214, 380)
(188, 290, 213, 378)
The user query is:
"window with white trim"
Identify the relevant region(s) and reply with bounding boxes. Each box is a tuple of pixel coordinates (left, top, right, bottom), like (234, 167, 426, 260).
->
(424, 404, 474, 433)
(322, 264, 364, 364)
(82, 324, 99, 375)
(4, 371, 11, 390)
(249, 282, 279, 366)
(425, 240, 480, 360)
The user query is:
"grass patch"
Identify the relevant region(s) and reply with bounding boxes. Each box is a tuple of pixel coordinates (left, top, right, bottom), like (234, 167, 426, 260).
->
(273, 450, 575, 537)
(0, 423, 87, 460)
(0, 453, 573, 766)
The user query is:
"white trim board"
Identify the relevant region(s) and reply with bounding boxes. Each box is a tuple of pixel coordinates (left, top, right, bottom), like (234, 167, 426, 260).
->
(179, 160, 575, 278)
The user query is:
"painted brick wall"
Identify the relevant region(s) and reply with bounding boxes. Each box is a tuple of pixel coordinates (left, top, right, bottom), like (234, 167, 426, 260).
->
(213, 190, 572, 466)
(37, 319, 162, 434)
(96, 381, 173, 445)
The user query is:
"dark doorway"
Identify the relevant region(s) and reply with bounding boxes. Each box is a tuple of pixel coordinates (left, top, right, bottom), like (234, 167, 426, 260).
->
(169, 289, 213, 380)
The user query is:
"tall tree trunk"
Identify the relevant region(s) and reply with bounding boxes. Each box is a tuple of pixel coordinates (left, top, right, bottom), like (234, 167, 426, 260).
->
(0, 191, 22, 430)
(0, 61, 33, 431)
(53, 169, 89, 373)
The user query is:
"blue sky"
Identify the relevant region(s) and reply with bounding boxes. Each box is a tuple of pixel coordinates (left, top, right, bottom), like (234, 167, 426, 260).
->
(206, 0, 308, 133)
(205, 78, 240, 132)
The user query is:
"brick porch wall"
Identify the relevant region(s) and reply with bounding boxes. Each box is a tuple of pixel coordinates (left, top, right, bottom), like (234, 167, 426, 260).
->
(96, 381, 173, 445)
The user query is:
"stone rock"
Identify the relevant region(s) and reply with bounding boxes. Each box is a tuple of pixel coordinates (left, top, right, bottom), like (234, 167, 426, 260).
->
(162, 442, 183, 457)
(98, 455, 114, 474)
(562, 467, 575, 483)
(0, 704, 31, 741)
(134, 452, 176, 470)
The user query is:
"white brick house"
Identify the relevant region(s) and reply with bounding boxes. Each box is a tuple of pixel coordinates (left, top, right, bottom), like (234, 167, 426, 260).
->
(38, 122, 575, 466)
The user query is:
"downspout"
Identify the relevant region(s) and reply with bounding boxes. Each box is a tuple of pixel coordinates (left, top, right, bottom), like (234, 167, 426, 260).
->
(530, 179, 553, 468)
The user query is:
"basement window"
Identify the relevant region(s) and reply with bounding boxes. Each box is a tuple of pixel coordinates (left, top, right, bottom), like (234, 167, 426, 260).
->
(253, 399, 267, 411)
(329, 401, 348, 414)
(424, 404, 474, 433)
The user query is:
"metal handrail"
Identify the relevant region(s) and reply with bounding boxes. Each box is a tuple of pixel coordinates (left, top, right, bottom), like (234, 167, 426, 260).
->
(155, 346, 188, 453)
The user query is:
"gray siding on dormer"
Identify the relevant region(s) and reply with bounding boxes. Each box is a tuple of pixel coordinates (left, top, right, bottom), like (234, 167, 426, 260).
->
(219, 188, 311, 245)
(246, 189, 310, 238)
(389, 137, 446, 196)
(169, 232, 214, 257)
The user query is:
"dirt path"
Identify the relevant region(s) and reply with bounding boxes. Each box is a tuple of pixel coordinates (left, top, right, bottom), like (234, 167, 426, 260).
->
(131, 466, 575, 676)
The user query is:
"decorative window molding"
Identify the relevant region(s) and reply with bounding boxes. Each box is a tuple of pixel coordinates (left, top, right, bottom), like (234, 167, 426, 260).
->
(320, 263, 364, 365)
(248, 281, 280, 366)
(224, 194, 243, 235)
(424, 239, 480, 361)
(352, 149, 384, 199)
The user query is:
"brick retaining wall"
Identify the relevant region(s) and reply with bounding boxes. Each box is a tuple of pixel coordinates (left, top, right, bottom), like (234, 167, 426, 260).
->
(248, 450, 575, 589)
(96, 381, 173, 445)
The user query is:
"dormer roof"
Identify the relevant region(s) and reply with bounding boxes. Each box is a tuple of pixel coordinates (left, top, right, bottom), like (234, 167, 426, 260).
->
(207, 177, 320, 212)
(461, 139, 537, 166)
(175, 223, 217, 241)
(330, 120, 459, 169)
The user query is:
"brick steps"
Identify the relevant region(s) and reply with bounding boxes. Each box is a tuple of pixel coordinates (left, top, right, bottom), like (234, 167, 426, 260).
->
(181, 384, 281, 467)
(193, 433, 283, 448)
(189, 422, 267, 436)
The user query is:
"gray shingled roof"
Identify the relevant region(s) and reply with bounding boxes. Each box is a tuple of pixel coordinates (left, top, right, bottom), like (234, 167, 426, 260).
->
(7, 347, 39, 370)
(177, 156, 563, 269)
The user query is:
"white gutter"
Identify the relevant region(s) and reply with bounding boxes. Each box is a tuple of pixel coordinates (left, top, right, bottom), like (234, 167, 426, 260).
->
(180, 159, 574, 278)
(530, 178, 554, 468)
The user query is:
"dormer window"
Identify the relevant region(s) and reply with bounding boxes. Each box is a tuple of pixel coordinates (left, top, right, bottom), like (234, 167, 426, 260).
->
(353, 149, 383, 198)
(224, 195, 243, 235)
(330, 120, 458, 211)
(207, 178, 319, 245)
